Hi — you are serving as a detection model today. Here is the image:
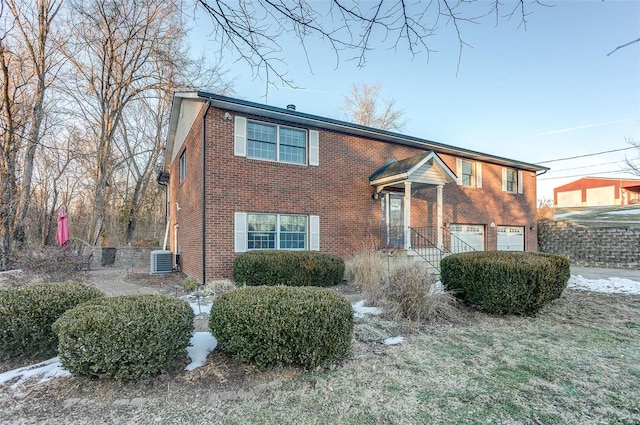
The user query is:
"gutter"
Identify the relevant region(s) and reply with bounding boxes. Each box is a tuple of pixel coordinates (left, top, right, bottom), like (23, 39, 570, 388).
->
(201, 100, 211, 284)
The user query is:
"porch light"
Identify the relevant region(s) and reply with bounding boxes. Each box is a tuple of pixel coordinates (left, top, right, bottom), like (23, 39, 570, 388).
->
(490, 220, 495, 228)
(372, 191, 379, 200)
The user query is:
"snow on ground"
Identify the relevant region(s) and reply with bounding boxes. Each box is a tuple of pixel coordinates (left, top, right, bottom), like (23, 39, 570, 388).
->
(568, 275, 640, 295)
(384, 336, 404, 345)
(554, 210, 592, 219)
(0, 357, 70, 389)
(352, 300, 382, 318)
(3, 275, 639, 389)
(606, 208, 640, 215)
(185, 333, 217, 371)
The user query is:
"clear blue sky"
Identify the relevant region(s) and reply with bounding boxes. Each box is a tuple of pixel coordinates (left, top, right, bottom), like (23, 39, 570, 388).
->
(188, 0, 640, 202)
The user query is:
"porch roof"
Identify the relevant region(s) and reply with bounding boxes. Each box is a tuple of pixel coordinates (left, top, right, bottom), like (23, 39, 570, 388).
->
(369, 151, 457, 189)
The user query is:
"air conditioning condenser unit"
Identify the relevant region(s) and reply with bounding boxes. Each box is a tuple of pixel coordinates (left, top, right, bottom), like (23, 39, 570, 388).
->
(150, 250, 173, 274)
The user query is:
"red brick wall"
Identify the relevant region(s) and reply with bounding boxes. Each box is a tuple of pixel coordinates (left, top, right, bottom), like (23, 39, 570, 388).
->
(173, 104, 539, 281)
(169, 105, 205, 282)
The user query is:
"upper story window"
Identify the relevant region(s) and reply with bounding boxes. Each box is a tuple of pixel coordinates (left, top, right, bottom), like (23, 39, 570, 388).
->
(456, 158, 482, 188)
(234, 116, 319, 166)
(247, 121, 306, 165)
(179, 150, 186, 183)
(502, 167, 523, 194)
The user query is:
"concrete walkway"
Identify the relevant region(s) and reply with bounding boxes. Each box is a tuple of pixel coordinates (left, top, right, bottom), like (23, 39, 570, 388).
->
(570, 266, 640, 281)
(86, 268, 162, 297)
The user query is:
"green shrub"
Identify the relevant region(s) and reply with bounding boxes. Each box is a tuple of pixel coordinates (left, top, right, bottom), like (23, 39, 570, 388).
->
(0, 283, 104, 359)
(53, 294, 194, 380)
(181, 276, 199, 292)
(209, 286, 353, 369)
(233, 251, 345, 287)
(440, 251, 570, 316)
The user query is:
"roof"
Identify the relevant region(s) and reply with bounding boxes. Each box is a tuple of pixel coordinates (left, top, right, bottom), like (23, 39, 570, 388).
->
(164, 91, 549, 172)
(554, 176, 640, 193)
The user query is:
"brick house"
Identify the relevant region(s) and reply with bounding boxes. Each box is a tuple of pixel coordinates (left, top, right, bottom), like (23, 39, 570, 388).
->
(159, 91, 548, 282)
(554, 177, 640, 207)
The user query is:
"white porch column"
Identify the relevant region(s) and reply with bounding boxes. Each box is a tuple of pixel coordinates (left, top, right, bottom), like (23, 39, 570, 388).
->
(404, 181, 412, 250)
(437, 185, 444, 249)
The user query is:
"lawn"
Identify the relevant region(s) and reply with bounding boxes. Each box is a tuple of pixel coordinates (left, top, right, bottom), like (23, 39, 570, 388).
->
(1, 288, 639, 424)
(553, 205, 640, 228)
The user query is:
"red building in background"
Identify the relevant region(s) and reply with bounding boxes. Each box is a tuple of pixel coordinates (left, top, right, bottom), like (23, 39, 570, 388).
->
(554, 177, 640, 207)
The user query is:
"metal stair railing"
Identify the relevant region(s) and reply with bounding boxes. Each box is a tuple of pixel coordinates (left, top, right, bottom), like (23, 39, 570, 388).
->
(441, 226, 477, 254)
(408, 227, 444, 272)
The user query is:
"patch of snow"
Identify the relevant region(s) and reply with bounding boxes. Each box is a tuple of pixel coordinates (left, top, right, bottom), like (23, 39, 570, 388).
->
(185, 332, 217, 371)
(554, 210, 592, 219)
(430, 281, 445, 295)
(384, 336, 404, 345)
(0, 357, 70, 389)
(352, 300, 382, 318)
(568, 275, 640, 295)
(605, 208, 640, 215)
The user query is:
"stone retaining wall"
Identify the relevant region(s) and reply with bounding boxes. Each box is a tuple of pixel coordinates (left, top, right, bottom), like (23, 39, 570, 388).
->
(538, 219, 640, 269)
(90, 246, 157, 269)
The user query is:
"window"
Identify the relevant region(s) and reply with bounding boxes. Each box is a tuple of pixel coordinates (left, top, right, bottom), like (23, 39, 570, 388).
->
(456, 158, 482, 188)
(247, 121, 307, 164)
(247, 214, 307, 250)
(235, 212, 319, 252)
(505, 169, 517, 192)
(502, 167, 523, 194)
(179, 150, 186, 183)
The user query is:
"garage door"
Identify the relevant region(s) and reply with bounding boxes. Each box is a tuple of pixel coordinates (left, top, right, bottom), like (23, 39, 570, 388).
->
(557, 190, 581, 207)
(586, 186, 615, 206)
(497, 226, 524, 251)
(450, 224, 485, 253)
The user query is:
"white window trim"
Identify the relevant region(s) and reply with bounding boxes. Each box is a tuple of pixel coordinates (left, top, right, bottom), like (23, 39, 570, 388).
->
(234, 213, 320, 252)
(234, 116, 319, 166)
(179, 150, 186, 183)
(456, 158, 482, 188)
(502, 167, 523, 194)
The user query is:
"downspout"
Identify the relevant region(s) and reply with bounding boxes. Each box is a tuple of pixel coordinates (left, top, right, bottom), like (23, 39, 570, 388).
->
(201, 100, 212, 284)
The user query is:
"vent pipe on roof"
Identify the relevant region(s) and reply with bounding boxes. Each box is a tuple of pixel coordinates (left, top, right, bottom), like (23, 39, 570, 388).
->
(286, 104, 296, 110)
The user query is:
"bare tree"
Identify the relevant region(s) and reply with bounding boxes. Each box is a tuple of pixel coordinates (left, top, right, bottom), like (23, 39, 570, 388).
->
(625, 138, 640, 176)
(5, 0, 63, 247)
(61, 0, 192, 245)
(195, 0, 548, 86)
(342, 82, 406, 131)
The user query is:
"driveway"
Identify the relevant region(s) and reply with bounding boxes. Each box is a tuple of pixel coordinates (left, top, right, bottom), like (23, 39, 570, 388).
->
(570, 266, 640, 281)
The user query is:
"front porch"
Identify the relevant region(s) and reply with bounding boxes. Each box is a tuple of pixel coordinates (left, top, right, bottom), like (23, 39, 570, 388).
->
(369, 151, 474, 270)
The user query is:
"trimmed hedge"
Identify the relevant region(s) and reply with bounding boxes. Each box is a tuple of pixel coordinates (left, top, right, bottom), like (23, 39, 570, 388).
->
(53, 294, 194, 380)
(209, 286, 353, 369)
(0, 283, 104, 359)
(233, 250, 345, 287)
(440, 251, 570, 315)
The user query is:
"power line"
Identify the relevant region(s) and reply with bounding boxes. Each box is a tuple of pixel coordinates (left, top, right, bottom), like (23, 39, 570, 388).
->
(538, 168, 638, 181)
(537, 146, 636, 164)
(546, 160, 626, 173)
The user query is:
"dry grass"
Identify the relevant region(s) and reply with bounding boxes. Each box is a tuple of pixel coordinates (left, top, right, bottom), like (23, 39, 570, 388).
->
(344, 249, 385, 305)
(381, 263, 462, 325)
(3, 290, 637, 424)
(204, 279, 237, 294)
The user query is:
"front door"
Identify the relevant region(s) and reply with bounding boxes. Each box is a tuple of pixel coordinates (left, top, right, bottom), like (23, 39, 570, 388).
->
(382, 194, 404, 247)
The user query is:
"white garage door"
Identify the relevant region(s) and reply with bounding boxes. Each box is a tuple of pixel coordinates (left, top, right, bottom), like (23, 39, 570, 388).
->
(557, 190, 582, 207)
(586, 186, 615, 206)
(450, 224, 485, 253)
(497, 226, 524, 251)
